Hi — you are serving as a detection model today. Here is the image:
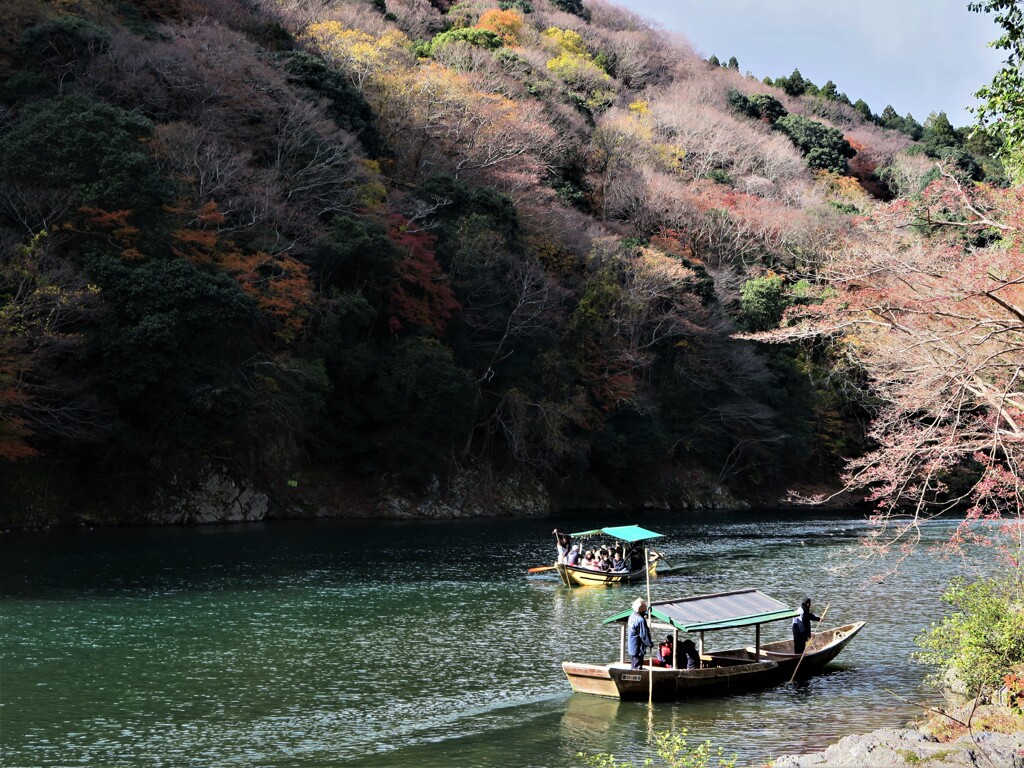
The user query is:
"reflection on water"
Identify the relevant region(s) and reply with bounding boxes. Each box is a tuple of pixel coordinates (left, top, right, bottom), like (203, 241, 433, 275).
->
(0, 511, 999, 767)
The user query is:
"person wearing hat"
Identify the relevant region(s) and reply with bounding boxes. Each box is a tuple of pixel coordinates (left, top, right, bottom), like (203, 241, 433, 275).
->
(627, 597, 653, 670)
(792, 596, 821, 655)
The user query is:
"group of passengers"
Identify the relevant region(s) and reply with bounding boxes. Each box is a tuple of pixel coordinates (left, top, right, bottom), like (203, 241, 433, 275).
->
(569, 544, 630, 572)
(652, 634, 701, 669)
(554, 530, 639, 572)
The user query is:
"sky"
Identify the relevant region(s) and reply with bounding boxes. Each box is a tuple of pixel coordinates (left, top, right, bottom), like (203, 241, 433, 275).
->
(610, 0, 1006, 126)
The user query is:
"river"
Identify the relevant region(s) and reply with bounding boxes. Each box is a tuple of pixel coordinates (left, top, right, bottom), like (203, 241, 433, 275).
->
(0, 510, 997, 767)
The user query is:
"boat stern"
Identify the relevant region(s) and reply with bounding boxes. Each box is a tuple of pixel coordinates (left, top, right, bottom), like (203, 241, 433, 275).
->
(562, 662, 622, 699)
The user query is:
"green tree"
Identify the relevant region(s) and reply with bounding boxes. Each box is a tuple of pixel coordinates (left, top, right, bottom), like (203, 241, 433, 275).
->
(0, 95, 169, 213)
(969, 0, 1024, 183)
(739, 273, 790, 332)
(274, 51, 382, 155)
(852, 98, 874, 122)
(20, 16, 110, 90)
(782, 67, 807, 96)
(775, 113, 855, 174)
(923, 111, 964, 155)
(550, 0, 589, 18)
(880, 104, 901, 127)
(371, 336, 476, 480)
(89, 256, 257, 448)
(820, 80, 840, 100)
(707, 54, 721, 67)
(749, 93, 786, 122)
(914, 574, 1024, 695)
(726, 56, 739, 70)
(903, 113, 924, 140)
(726, 90, 786, 123)
(430, 27, 503, 54)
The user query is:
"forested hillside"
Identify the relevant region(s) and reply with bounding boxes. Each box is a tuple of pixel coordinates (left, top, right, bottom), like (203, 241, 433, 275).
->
(1, 0, 1019, 525)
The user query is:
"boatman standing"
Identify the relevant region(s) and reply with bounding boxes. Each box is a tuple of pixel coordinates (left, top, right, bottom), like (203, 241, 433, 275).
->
(792, 596, 821, 655)
(627, 597, 654, 669)
(553, 529, 572, 563)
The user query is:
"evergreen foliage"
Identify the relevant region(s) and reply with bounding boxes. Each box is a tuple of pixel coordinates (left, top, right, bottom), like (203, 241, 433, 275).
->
(0, 95, 169, 212)
(775, 112, 856, 174)
(915, 575, 1024, 695)
(969, 0, 1024, 183)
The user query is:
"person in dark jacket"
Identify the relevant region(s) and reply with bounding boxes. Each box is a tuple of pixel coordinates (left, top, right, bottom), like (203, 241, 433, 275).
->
(792, 596, 821, 655)
(627, 597, 653, 669)
(678, 638, 701, 669)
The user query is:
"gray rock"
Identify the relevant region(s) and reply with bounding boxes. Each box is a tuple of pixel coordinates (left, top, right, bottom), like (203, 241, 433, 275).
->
(771, 727, 1024, 768)
(151, 468, 268, 524)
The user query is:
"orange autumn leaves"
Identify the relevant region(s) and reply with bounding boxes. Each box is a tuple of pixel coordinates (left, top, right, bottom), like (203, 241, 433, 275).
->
(76, 200, 315, 345)
(168, 202, 313, 343)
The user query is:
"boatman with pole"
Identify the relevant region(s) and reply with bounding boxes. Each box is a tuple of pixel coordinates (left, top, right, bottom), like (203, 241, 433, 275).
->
(627, 597, 653, 670)
(792, 596, 821, 655)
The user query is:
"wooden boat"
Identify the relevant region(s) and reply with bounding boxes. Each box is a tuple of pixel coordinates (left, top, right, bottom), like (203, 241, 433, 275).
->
(545, 525, 680, 587)
(562, 588, 864, 701)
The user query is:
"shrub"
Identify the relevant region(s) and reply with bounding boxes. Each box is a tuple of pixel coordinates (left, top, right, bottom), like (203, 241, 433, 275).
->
(914, 574, 1024, 696)
(430, 26, 502, 54)
(576, 728, 737, 768)
(739, 272, 790, 332)
(775, 113, 855, 174)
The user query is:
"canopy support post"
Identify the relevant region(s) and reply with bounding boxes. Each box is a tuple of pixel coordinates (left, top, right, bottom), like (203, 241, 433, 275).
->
(755, 624, 761, 658)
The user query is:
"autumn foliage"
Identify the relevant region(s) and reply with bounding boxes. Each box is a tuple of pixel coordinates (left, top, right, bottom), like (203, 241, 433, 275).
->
(0, 0, 1018, 526)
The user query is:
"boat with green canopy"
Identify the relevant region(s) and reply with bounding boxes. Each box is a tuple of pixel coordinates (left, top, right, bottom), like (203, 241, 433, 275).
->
(562, 588, 864, 700)
(547, 525, 679, 587)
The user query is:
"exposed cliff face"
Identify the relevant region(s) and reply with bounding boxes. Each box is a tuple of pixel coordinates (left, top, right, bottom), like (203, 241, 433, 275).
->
(0, 459, 750, 528)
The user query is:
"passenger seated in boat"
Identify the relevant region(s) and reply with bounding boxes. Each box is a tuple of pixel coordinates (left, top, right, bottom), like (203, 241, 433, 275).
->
(653, 635, 674, 667)
(565, 545, 580, 566)
(678, 639, 701, 669)
(581, 550, 598, 569)
(597, 553, 612, 571)
(610, 553, 628, 572)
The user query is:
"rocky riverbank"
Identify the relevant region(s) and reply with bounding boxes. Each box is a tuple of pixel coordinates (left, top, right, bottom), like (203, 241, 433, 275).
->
(772, 701, 1024, 767)
(773, 727, 1024, 767)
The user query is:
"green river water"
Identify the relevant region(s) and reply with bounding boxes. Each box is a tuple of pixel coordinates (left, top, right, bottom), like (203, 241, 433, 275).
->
(0, 510, 996, 767)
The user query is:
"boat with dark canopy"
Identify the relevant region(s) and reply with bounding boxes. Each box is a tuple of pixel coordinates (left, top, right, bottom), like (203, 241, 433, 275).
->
(562, 588, 864, 700)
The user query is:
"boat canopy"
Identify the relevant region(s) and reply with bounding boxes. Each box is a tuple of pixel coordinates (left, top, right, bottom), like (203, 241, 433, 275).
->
(603, 588, 798, 632)
(568, 525, 664, 543)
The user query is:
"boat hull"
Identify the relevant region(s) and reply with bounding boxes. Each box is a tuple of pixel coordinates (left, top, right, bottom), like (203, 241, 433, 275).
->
(562, 622, 864, 701)
(562, 658, 781, 701)
(717, 621, 866, 678)
(555, 557, 657, 587)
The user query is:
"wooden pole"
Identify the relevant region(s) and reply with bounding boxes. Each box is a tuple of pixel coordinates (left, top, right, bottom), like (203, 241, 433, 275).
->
(646, 544, 653, 705)
(789, 602, 830, 684)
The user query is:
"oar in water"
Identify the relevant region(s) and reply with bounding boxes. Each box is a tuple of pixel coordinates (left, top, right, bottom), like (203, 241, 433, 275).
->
(651, 550, 685, 575)
(527, 565, 558, 573)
